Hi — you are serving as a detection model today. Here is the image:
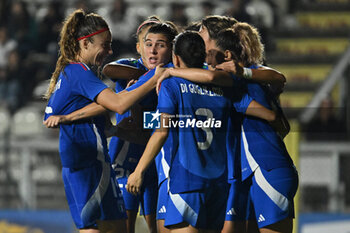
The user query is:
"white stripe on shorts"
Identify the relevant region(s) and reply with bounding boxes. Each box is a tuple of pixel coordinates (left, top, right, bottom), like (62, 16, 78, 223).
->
(169, 191, 198, 223)
(81, 124, 110, 219)
(161, 147, 170, 178)
(241, 125, 259, 173)
(254, 167, 289, 211)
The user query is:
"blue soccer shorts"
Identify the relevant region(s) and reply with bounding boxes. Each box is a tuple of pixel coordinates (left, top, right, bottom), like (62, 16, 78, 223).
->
(118, 176, 158, 216)
(164, 181, 229, 230)
(226, 166, 298, 228)
(156, 178, 169, 220)
(62, 160, 127, 229)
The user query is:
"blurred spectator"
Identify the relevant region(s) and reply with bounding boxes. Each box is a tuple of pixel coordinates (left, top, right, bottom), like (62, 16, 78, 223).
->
(36, 1, 64, 54)
(0, 50, 23, 113)
(201, 1, 215, 15)
(101, 0, 138, 57)
(246, 0, 275, 51)
(0, 0, 11, 26)
(224, 0, 251, 23)
(7, 1, 37, 58)
(75, 0, 93, 13)
(169, 2, 189, 30)
(0, 26, 17, 68)
(303, 96, 347, 141)
(200, 1, 216, 18)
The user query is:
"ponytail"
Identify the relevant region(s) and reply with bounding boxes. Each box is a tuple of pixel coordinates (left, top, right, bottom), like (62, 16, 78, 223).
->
(45, 9, 109, 99)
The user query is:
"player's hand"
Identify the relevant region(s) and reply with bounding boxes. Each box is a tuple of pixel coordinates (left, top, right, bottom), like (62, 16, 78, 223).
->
(156, 68, 172, 95)
(126, 79, 137, 88)
(43, 115, 66, 128)
(216, 60, 244, 77)
(126, 171, 144, 195)
(43, 115, 67, 128)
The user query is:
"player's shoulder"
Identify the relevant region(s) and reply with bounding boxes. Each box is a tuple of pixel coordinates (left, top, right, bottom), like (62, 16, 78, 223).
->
(66, 62, 90, 71)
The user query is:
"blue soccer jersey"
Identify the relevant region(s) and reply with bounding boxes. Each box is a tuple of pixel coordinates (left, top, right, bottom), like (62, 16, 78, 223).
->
(240, 67, 294, 181)
(107, 58, 156, 182)
(44, 62, 127, 227)
(157, 77, 252, 194)
(44, 62, 109, 168)
(126, 62, 176, 185)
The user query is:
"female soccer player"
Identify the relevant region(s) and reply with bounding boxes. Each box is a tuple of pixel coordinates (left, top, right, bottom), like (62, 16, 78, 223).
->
(123, 22, 178, 233)
(126, 31, 278, 233)
(156, 23, 296, 233)
(214, 24, 298, 233)
(102, 16, 162, 233)
(43, 9, 166, 233)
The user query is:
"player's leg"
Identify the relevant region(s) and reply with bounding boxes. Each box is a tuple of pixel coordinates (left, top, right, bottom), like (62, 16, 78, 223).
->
(126, 210, 138, 233)
(222, 221, 245, 233)
(158, 219, 171, 233)
(246, 220, 259, 233)
(259, 218, 293, 233)
(117, 177, 140, 233)
(250, 166, 298, 233)
(62, 162, 127, 233)
(169, 222, 198, 233)
(141, 181, 158, 233)
(97, 219, 127, 233)
(79, 228, 100, 233)
(157, 179, 171, 233)
(144, 214, 157, 233)
(222, 179, 250, 233)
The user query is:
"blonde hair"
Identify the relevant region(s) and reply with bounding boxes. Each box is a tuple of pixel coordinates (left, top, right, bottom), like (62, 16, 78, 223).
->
(232, 22, 264, 66)
(45, 9, 108, 99)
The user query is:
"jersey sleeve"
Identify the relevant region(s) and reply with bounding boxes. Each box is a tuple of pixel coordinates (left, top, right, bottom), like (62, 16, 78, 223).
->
(233, 93, 253, 113)
(157, 79, 177, 115)
(125, 69, 154, 92)
(70, 65, 108, 101)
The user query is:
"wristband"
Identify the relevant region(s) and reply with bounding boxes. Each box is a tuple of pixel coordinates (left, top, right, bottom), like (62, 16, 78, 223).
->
(243, 67, 253, 79)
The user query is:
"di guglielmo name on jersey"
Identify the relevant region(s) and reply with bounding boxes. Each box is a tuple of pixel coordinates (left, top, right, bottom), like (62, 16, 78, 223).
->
(180, 83, 223, 97)
(162, 117, 222, 128)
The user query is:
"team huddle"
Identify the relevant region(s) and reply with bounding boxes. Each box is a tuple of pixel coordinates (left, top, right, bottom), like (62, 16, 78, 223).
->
(43, 8, 298, 233)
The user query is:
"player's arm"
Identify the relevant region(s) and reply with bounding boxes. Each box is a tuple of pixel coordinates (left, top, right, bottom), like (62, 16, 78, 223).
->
(216, 61, 286, 93)
(102, 63, 147, 80)
(245, 100, 290, 138)
(43, 102, 107, 128)
(156, 68, 233, 93)
(96, 64, 165, 115)
(245, 100, 276, 122)
(126, 113, 170, 195)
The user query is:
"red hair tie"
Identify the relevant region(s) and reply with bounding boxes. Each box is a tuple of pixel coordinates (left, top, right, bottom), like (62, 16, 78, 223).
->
(77, 28, 109, 41)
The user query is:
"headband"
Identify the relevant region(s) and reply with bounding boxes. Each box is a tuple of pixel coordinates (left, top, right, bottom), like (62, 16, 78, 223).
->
(136, 19, 160, 35)
(77, 28, 109, 41)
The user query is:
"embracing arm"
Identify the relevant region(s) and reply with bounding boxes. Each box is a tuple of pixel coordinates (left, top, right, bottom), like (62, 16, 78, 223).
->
(102, 63, 147, 80)
(245, 100, 276, 122)
(126, 114, 170, 195)
(168, 68, 233, 86)
(97, 64, 164, 115)
(216, 61, 286, 94)
(43, 103, 107, 128)
(245, 100, 290, 138)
